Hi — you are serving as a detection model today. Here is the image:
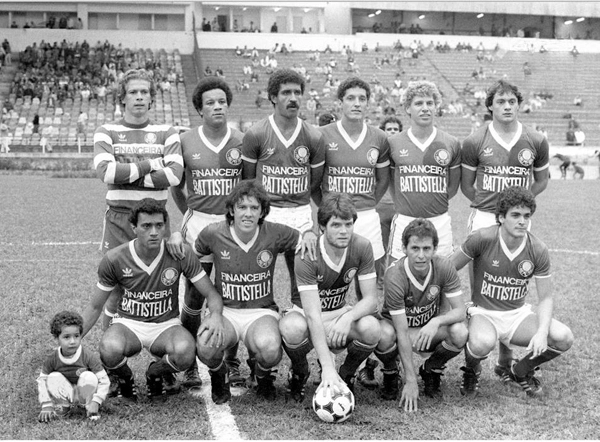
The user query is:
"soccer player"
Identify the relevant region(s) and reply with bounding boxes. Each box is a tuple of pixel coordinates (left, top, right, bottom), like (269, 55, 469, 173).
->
(81, 199, 224, 402)
(195, 180, 300, 404)
(279, 193, 380, 402)
(461, 79, 550, 382)
(387, 80, 461, 262)
(165, 77, 244, 390)
(374, 218, 467, 411)
(316, 77, 390, 280)
(452, 186, 573, 397)
(37, 311, 110, 422)
(242, 68, 325, 303)
(94, 68, 183, 331)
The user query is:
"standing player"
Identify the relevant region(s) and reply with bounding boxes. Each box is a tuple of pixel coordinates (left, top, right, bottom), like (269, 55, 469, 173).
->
(195, 180, 300, 404)
(451, 187, 573, 397)
(242, 68, 325, 303)
(165, 77, 244, 390)
(279, 193, 380, 402)
(81, 199, 224, 402)
(461, 79, 550, 382)
(374, 218, 467, 411)
(94, 68, 183, 331)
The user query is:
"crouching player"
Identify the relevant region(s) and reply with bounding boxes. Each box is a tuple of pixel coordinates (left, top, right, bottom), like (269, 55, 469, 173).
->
(81, 198, 224, 402)
(452, 186, 574, 397)
(37, 311, 110, 422)
(279, 193, 381, 402)
(374, 218, 467, 411)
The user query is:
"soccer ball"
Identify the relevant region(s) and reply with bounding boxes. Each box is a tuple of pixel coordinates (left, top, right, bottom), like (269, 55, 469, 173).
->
(312, 385, 355, 423)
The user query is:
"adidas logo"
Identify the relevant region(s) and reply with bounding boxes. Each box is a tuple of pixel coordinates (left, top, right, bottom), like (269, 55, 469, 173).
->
(328, 142, 338, 150)
(266, 147, 276, 156)
(483, 147, 493, 156)
(221, 250, 230, 259)
(104, 241, 109, 249)
(118, 134, 127, 142)
(123, 267, 133, 277)
(399, 149, 409, 157)
(492, 260, 499, 267)
(192, 153, 201, 160)
(317, 274, 324, 282)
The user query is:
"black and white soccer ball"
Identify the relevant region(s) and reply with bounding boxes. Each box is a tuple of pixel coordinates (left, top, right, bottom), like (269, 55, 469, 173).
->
(312, 385, 355, 423)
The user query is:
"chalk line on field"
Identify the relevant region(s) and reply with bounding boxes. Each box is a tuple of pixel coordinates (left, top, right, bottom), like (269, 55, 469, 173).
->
(549, 248, 600, 256)
(0, 241, 101, 246)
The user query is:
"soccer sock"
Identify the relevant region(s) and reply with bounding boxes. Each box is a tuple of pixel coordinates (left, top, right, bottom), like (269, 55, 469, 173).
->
(181, 302, 202, 338)
(208, 358, 226, 372)
(340, 340, 377, 378)
(284, 249, 299, 299)
(224, 341, 240, 365)
(103, 358, 133, 379)
(255, 361, 273, 378)
(512, 347, 563, 378)
(374, 344, 399, 371)
(464, 343, 487, 372)
(281, 337, 312, 376)
(497, 342, 514, 367)
(425, 341, 462, 372)
(147, 355, 180, 377)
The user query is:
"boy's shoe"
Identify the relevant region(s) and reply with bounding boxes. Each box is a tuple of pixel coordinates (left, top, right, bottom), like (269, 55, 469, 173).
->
(182, 364, 203, 392)
(256, 370, 277, 400)
(419, 364, 444, 398)
(226, 356, 244, 386)
(287, 368, 309, 402)
(509, 366, 543, 397)
(163, 372, 181, 395)
(494, 359, 516, 384)
(357, 358, 379, 390)
(459, 366, 480, 397)
(145, 363, 165, 401)
(380, 369, 400, 401)
(209, 363, 231, 405)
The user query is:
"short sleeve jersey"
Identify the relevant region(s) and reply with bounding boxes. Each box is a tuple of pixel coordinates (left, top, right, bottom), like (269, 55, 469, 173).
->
(195, 220, 300, 310)
(383, 256, 462, 327)
(389, 127, 461, 217)
(41, 346, 104, 385)
(93, 119, 183, 210)
(462, 122, 549, 212)
(180, 126, 243, 214)
(460, 225, 551, 311)
(241, 116, 326, 208)
(294, 233, 376, 311)
(97, 241, 204, 322)
(319, 121, 390, 211)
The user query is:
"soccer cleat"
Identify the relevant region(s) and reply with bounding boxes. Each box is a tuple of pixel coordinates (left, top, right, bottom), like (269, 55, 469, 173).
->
(226, 356, 244, 386)
(209, 363, 231, 405)
(145, 362, 166, 401)
(338, 368, 356, 394)
(181, 363, 203, 391)
(107, 373, 121, 398)
(509, 366, 543, 397)
(380, 369, 400, 401)
(494, 359, 516, 384)
(163, 372, 181, 396)
(419, 364, 444, 398)
(245, 357, 258, 389)
(256, 370, 277, 400)
(357, 358, 379, 390)
(287, 368, 309, 402)
(459, 366, 480, 397)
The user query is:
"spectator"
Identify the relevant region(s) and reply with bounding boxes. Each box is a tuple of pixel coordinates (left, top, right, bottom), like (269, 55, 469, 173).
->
(0, 123, 10, 153)
(271, 22, 278, 33)
(573, 95, 583, 106)
(32, 113, 40, 134)
(204, 65, 212, 77)
(232, 19, 239, 32)
(255, 89, 265, 108)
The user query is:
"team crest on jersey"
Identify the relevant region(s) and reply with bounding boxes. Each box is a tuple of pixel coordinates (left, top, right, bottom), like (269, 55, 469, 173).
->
(122, 267, 133, 278)
(343, 267, 358, 283)
(518, 149, 534, 166)
(427, 285, 440, 301)
(328, 142, 339, 150)
(161, 267, 179, 286)
(294, 146, 309, 164)
(483, 147, 493, 156)
(367, 148, 379, 166)
(226, 148, 242, 165)
(257, 250, 273, 268)
(518, 260, 534, 277)
(144, 133, 158, 144)
(434, 149, 450, 166)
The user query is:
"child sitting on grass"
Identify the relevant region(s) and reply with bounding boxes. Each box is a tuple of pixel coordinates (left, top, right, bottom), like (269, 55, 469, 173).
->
(37, 311, 110, 422)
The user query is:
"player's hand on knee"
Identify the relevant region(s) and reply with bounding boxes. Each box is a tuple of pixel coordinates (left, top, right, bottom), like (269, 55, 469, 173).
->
(166, 232, 186, 261)
(197, 313, 225, 348)
(38, 407, 56, 423)
(527, 331, 548, 358)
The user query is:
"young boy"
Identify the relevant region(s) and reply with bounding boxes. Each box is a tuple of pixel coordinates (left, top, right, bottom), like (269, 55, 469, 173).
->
(37, 311, 110, 422)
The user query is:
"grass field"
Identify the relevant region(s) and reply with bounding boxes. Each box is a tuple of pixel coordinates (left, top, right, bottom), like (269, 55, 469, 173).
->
(1, 173, 599, 440)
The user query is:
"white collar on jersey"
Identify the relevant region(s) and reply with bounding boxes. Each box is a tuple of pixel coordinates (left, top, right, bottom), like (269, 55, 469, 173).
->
(268, 114, 302, 148)
(229, 224, 260, 252)
(489, 121, 522, 151)
(57, 345, 82, 364)
(130, 239, 165, 275)
(198, 125, 231, 154)
(407, 127, 437, 152)
(319, 235, 348, 273)
(336, 120, 367, 150)
(404, 256, 433, 292)
(498, 229, 527, 262)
